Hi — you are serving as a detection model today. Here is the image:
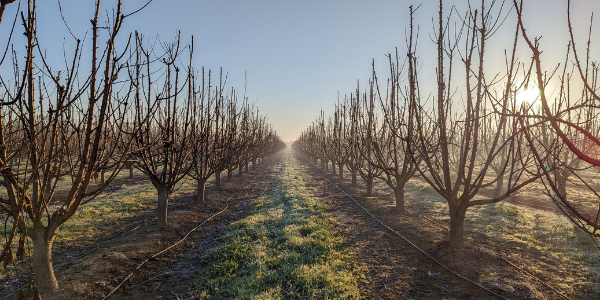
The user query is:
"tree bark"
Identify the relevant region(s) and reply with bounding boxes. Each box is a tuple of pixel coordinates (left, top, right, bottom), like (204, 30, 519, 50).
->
(239, 159, 244, 176)
(338, 163, 344, 179)
(394, 185, 406, 212)
(366, 176, 373, 196)
(251, 158, 256, 170)
(215, 168, 222, 189)
(245, 161, 249, 172)
(556, 170, 567, 198)
(196, 179, 206, 204)
(351, 169, 357, 186)
(325, 160, 329, 171)
(331, 160, 336, 175)
(320, 159, 325, 169)
(100, 170, 105, 185)
(30, 225, 59, 296)
(129, 163, 134, 179)
(449, 205, 467, 249)
(157, 187, 169, 227)
(227, 166, 233, 181)
(495, 173, 505, 197)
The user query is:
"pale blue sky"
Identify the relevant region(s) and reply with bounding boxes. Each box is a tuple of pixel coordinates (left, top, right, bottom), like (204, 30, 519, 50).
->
(1, 0, 599, 142)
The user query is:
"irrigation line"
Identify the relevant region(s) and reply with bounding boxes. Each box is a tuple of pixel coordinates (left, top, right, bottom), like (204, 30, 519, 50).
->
(314, 171, 511, 300)
(122, 161, 284, 296)
(314, 158, 574, 300)
(0, 161, 275, 300)
(102, 202, 230, 300)
(404, 203, 573, 300)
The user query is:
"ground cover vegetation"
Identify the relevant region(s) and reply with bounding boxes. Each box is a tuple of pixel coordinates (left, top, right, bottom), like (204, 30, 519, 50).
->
(0, 0, 599, 298)
(0, 0, 284, 297)
(193, 156, 361, 299)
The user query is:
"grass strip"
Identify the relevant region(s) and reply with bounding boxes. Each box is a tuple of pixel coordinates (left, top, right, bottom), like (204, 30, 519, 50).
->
(193, 161, 361, 299)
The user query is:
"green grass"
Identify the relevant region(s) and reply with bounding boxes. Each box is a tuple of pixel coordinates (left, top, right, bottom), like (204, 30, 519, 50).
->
(54, 182, 157, 244)
(193, 161, 361, 300)
(404, 180, 600, 295)
(0, 180, 157, 279)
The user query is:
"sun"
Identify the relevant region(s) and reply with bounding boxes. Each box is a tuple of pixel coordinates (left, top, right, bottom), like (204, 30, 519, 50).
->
(516, 86, 540, 105)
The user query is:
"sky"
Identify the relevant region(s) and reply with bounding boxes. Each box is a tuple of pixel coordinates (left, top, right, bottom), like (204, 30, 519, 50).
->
(1, 0, 599, 142)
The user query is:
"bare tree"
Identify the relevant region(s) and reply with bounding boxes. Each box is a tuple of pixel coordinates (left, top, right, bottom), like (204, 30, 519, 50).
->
(129, 32, 193, 227)
(356, 77, 385, 197)
(0, 0, 140, 294)
(341, 94, 362, 186)
(411, 0, 542, 249)
(514, 0, 600, 238)
(0, 0, 16, 26)
(366, 7, 422, 212)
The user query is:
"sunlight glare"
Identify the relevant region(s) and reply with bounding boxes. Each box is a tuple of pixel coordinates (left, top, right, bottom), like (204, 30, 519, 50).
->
(517, 86, 540, 105)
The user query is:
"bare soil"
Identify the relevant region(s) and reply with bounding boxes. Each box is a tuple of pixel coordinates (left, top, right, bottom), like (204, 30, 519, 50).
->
(2, 150, 598, 299)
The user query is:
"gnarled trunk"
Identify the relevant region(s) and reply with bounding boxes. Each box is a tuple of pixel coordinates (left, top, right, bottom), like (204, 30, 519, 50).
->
(227, 166, 233, 181)
(196, 179, 206, 204)
(338, 163, 344, 179)
(157, 186, 169, 227)
(351, 169, 357, 186)
(331, 161, 336, 175)
(449, 204, 467, 249)
(366, 176, 373, 196)
(30, 225, 59, 296)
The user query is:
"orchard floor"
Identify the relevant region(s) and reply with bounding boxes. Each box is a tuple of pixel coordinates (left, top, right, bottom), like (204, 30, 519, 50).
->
(1, 149, 598, 299)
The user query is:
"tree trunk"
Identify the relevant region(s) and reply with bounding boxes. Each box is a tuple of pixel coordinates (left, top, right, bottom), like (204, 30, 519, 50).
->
(338, 163, 344, 179)
(129, 163, 134, 179)
(30, 225, 59, 296)
(331, 161, 336, 175)
(215, 168, 222, 189)
(252, 158, 256, 170)
(321, 159, 325, 169)
(245, 161, 249, 172)
(495, 173, 505, 197)
(394, 185, 406, 212)
(556, 170, 567, 198)
(100, 170, 105, 185)
(157, 187, 169, 227)
(196, 179, 206, 204)
(352, 169, 357, 186)
(366, 176, 373, 196)
(325, 160, 329, 171)
(449, 205, 467, 249)
(227, 166, 233, 181)
(239, 159, 244, 176)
